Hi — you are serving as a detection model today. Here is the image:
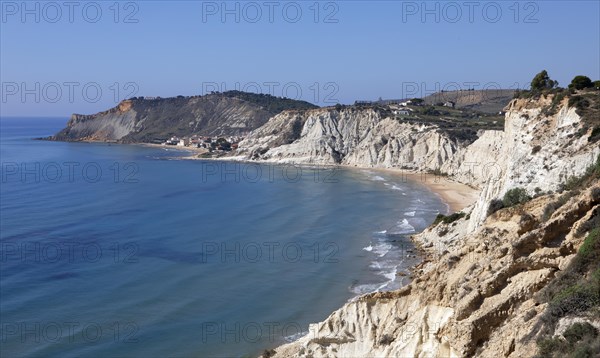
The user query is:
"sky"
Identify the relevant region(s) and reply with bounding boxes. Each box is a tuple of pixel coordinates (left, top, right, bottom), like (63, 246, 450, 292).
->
(1, 0, 599, 117)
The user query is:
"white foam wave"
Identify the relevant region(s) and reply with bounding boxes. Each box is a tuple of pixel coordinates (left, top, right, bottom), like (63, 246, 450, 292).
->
(284, 330, 309, 343)
(388, 219, 415, 235)
(373, 243, 392, 257)
(404, 211, 415, 217)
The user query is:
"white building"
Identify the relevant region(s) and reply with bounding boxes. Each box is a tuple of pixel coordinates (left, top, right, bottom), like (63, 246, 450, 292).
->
(177, 138, 190, 146)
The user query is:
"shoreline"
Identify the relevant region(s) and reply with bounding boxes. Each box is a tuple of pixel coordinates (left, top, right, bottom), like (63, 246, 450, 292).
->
(366, 167, 480, 213)
(53, 140, 482, 354)
(56, 139, 480, 214)
(153, 144, 481, 213)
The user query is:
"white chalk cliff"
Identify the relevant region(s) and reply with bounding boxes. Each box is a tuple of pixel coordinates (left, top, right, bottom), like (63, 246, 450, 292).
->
(237, 95, 600, 357)
(238, 98, 599, 231)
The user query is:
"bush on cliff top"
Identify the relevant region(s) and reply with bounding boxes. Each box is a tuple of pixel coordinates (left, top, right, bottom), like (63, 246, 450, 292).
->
(486, 187, 532, 217)
(433, 212, 466, 226)
(569, 76, 594, 90)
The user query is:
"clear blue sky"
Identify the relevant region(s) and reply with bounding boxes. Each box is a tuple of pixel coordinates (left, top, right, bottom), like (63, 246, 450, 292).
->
(1, 0, 599, 116)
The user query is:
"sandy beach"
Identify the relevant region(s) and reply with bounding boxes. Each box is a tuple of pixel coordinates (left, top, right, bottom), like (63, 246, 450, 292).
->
(370, 168, 480, 213)
(140, 143, 211, 155)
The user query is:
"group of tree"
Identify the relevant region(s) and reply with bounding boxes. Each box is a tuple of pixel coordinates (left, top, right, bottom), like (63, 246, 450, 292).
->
(530, 70, 599, 92)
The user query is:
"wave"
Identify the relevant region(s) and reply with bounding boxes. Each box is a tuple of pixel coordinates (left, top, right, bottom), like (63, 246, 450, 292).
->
(284, 330, 309, 343)
(404, 211, 415, 217)
(376, 242, 393, 257)
(388, 219, 415, 235)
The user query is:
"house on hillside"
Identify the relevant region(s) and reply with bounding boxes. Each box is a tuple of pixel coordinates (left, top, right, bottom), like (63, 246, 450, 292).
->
(394, 107, 413, 116)
(443, 101, 456, 108)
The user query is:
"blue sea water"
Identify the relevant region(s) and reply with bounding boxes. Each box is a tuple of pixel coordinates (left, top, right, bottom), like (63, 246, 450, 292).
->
(0, 117, 446, 357)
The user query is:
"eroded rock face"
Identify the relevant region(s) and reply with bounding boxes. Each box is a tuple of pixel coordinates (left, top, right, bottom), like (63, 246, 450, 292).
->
(258, 96, 600, 357)
(239, 98, 599, 233)
(49, 93, 317, 143)
(464, 98, 600, 232)
(272, 184, 600, 358)
(238, 108, 460, 168)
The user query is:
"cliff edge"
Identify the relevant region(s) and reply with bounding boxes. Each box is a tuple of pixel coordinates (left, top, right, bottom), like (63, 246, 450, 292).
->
(258, 90, 600, 357)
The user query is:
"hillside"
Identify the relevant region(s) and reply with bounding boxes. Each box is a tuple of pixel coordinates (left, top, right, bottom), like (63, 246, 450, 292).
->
(48, 92, 318, 143)
(423, 89, 516, 114)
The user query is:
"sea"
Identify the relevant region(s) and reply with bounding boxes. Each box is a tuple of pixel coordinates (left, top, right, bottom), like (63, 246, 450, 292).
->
(0, 117, 447, 357)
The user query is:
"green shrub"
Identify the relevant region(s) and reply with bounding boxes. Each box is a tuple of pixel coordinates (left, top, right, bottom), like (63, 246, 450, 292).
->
(560, 154, 600, 191)
(589, 127, 600, 142)
(536, 323, 599, 358)
(568, 96, 590, 110)
(433, 212, 466, 226)
(578, 228, 599, 260)
(549, 283, 600, 318)
(536, 337, 569, 357)
(543, 92, 567, 116)
(502, 187, 531, 207)
(546, 229, 600, 318)
(487, 199, 505, 216)
(563, 322, 598, 345)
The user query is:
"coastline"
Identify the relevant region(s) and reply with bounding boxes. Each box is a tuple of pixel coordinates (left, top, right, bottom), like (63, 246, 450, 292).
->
(71, 142, 480, 214)
(139, 142, 211, 155)
(63, 140, 482, 354)
(160, 145, 481, 213)
(368, 168, 480, 213)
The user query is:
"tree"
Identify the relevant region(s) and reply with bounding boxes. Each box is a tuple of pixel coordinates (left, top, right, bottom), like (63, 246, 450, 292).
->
(531, 70, 557, 91)
(569, 76, 593, 90)
(594, 80, 600, 90)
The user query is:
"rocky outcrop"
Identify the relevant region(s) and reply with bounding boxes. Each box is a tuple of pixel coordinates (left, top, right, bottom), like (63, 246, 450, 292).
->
(272, 183, 600, 358)
(238, 107, 462, 168)
(255, 93, 600, 357)
(239, 97, 600, 232)
(462, 97, 600, 232)
(49, 92, 317, 143)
